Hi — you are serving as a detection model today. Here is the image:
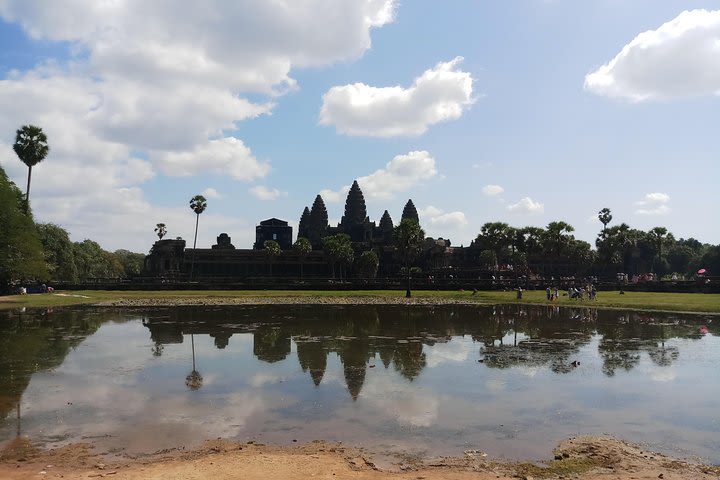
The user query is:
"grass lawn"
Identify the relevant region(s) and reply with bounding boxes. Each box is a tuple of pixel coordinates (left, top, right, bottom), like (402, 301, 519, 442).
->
(1, 289, 719, 313)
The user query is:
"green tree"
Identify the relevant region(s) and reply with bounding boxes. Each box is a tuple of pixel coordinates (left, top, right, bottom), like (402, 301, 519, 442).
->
(544, 221, 575, 256)
(154, 223, 167, 240)
(648, 227, 671, 274)
(36, 223, 77, 282)
(393, 219, 425, 298)
(113, 249, 145, 277)
(263, 240, 281, 276)
(322, 233, 354, 280)
(700, 244, 720, 276)
(73, 239, 115, 280)
(292, 237, 312, 280)
(356, 250, 379, 279)
(475, 222, 512, 268)
(188, 195, 207, 281)
(598, 208, 612, 233)
(0, 166, 47, 290)
(13, 125, 49, 213)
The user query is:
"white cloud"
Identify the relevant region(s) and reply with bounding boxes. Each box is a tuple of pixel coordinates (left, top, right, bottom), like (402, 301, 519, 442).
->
(428, 211, 468, 228)
(507, 197, 544, 215)
(419, 206, 444, 217)
(320, 57, 474, 136)
(318, 186, 350, 204)
(481, 184, 504, 196)
(635, 192, 671, 216)
(153, 137, 270, 181)
(585, 9, 720, 101)
(321, 150, 438, 202)
(250, 185, 288, 201)
(419, 206, 468, 244)
(202, 188, 221, 199)
(0, 1, 397, 250)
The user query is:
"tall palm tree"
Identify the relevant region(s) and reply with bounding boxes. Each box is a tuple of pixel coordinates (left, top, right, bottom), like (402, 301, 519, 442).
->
(545, 221, 575, 256)
(189, 195, 207, 281)
(13, 125, 49, 213)
(263, 239, 281, 276)
(598, 208, 612, 233)
(648, 226, 670, 274)
(393, 219, 425, 298)
(293, 237, 312, 280)
(154, 223, 167, 240)
(185, 334, 203, 390)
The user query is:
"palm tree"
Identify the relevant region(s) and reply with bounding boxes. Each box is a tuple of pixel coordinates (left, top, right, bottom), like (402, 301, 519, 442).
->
(544, 221, 575, 256)
(13, 125, 49, 213)
(393, 219, 425, 298)
(263, 239, 281, 276)
(598, 208, 612, 233)
(648, 226, 670, 274)
(185, 334, 203, 390)
(154, 223, 167, 240)
(293, 237, 312, 280)
(189, 195, 207, 281)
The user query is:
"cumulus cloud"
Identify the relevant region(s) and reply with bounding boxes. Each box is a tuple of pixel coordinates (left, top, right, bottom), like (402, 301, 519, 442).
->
(202, 188, 221, 199)
(153, 137, 269, 180)
(585, 9, 720, 101)
(418, 205, 468, 244)
(635, 192, 671, 215)
(0, 0, 397, 249)
(321, 150, 437, 202)
(250, 185, 288, 201)
(507, 197, 544, 215)
(320, 57, 474, 136)
(481, 184, 504, 196)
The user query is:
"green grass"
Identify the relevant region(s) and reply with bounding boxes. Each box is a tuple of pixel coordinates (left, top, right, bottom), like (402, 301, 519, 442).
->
(1, 288, 719, 313)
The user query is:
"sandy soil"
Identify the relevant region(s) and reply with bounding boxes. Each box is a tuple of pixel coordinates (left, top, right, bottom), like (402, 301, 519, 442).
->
(1, 435, 718, 480)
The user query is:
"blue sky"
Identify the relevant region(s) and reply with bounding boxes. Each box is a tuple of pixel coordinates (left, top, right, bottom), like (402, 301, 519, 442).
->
(0, 0, 718, 252)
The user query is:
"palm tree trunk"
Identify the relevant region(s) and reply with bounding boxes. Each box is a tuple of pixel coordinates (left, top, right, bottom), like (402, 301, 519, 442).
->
(190, 213, 199, 281)
(191, 334, 196, 371)
(24, 165, 32, 213)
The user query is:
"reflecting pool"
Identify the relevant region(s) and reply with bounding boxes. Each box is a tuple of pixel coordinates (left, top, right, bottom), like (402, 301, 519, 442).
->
(0, 304, 718, 463)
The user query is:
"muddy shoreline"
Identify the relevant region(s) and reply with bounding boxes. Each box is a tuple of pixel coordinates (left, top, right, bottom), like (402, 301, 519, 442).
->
(1, 435, 718, 479)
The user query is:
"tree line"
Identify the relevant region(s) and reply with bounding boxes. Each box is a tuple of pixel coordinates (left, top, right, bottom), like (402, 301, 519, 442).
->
(469, 213, 720, 278)
(1, 162, 144, 292)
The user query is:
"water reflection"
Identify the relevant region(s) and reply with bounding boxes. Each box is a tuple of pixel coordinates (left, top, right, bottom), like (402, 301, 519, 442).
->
(0, 305, 718, 462)
(138, 305, 714, 399)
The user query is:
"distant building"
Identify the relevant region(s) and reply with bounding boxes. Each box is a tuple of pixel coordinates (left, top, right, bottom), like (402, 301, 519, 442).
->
(142, 179, 447, 281)
(254, 218, 293, 250)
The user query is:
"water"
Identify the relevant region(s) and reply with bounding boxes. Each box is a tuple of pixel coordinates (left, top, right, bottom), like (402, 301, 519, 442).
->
(1, 304, 718, 463)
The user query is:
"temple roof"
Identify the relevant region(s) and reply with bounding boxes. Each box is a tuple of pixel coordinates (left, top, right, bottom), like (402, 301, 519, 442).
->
(259, 218, 289, 226)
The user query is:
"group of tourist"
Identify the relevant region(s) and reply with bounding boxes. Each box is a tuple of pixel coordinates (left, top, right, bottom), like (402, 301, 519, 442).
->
(545, 284, 597, 301)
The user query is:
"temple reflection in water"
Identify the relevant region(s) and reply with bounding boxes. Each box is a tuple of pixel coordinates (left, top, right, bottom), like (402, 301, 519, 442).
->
(139, 304, 711, 400)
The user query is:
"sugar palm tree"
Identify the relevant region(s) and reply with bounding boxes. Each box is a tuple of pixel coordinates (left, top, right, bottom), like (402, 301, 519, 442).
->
(393, 219, 425, 298)
(598, 208, 612, 233)
(13, 125, 49, 213)
(189, 195, 207, 281)
(154, 223, 167, 240)
(293, 237, 312, 280)
(263, 239, 281, 276)
(185, 334, 203, 390)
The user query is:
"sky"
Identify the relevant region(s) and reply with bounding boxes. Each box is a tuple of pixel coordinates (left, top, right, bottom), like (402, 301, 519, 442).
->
(1, 0, 719, 253)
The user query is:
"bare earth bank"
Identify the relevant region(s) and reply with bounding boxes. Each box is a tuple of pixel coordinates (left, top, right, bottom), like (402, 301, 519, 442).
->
(2, 436, 718, 480)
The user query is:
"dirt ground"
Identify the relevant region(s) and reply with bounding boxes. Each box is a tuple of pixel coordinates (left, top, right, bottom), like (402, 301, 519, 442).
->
(1, 435, 718, 480)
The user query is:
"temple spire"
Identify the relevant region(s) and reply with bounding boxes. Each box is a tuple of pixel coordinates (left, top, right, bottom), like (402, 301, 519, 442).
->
(298, 206, 310, 240)
(308, 195, 328, 248)
(340, 180, 367, 229)
(401, 199, 419, 224)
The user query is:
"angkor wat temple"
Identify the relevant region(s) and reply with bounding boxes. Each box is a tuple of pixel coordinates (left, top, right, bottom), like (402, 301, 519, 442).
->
(143, 180, 455, 281)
